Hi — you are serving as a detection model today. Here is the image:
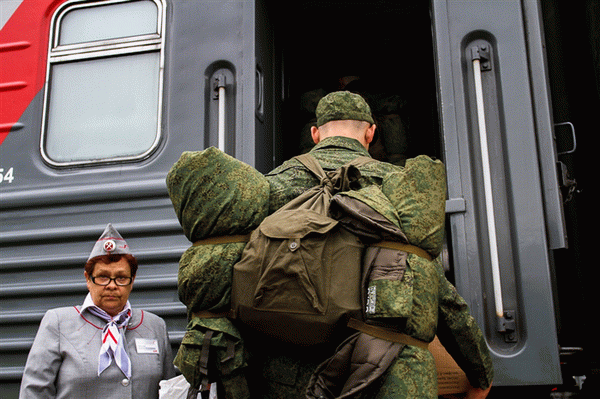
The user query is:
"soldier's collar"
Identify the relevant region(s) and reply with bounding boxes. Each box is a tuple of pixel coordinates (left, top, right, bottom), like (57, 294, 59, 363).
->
(313, 136, 371, 156)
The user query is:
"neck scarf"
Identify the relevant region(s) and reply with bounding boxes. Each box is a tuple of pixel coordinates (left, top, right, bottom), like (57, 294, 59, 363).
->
(81, 293, 132, 378)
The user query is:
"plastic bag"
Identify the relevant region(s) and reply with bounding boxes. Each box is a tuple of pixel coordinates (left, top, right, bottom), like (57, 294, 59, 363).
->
(159, 375, 190, 399)
(159, 375, 218, 399)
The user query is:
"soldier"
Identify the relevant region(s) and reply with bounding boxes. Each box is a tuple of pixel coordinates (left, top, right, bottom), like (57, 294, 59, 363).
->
(248, 91, 493, 399)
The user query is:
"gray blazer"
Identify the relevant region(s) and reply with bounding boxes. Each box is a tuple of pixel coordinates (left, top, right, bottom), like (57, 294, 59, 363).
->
(19, 306, 176, 399)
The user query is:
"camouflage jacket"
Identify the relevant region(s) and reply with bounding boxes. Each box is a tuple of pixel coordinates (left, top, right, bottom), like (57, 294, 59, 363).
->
(253, 136, 493, 398)
(267, 136, 400, 214)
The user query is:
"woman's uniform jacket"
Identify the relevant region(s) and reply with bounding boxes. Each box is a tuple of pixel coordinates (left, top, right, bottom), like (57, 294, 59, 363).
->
(251, 136, 494, 399)
(19, 306, 176, 399)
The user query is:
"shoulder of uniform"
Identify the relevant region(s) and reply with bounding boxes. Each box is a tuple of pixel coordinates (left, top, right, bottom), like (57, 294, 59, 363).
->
(360, 158, 402, 173)
(48, 306, 80, 317)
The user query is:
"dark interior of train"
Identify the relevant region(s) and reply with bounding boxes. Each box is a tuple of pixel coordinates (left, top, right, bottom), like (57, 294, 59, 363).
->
(269, 0, 439, 164)
(541, 0, 599, 394)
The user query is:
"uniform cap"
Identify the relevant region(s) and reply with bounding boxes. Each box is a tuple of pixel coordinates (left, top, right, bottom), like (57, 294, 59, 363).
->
(315, 91, 374, 127)
(88, 223, 131, 261)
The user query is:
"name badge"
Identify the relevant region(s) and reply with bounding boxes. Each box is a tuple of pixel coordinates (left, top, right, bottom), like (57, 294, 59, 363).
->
(135, 338, 159, 354)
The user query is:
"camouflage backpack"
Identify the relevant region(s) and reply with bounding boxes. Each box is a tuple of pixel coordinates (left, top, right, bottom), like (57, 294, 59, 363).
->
(231, 153, 373, 346)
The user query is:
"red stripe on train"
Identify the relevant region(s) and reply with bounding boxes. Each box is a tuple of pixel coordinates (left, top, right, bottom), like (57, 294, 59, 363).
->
(0, 0, 68, 145)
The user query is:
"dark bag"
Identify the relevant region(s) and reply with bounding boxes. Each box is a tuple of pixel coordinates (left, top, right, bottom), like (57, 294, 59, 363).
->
(231, 154, 373, 346)
(306, 332, 403, 399)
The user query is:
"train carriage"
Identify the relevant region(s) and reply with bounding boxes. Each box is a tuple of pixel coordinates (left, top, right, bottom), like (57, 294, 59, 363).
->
(1, 0, 597, 397)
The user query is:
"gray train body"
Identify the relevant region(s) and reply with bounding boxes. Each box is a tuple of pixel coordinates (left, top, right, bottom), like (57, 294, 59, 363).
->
(1, 0, 597, 397)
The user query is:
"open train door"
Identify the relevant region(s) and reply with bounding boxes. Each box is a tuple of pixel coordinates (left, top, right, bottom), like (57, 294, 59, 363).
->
(430, 0, 566, 389)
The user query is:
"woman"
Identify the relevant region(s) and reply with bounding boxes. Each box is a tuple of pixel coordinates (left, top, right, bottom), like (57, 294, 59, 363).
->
(19, 224, 176, 399)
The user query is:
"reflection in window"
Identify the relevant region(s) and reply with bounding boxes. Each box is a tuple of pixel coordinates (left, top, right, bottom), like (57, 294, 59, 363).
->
(41, 0, 165, 166)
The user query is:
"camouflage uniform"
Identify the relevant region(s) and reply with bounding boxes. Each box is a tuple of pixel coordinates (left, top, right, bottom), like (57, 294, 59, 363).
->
(256, 136, 493, 398)
(250, 92, 493, 398)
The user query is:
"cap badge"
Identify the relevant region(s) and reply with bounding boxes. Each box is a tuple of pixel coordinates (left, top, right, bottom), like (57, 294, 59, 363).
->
(103, 240, 116, 253)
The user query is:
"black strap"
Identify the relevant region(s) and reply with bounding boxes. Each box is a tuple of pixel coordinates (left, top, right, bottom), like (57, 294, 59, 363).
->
(198, 329, 213, 392)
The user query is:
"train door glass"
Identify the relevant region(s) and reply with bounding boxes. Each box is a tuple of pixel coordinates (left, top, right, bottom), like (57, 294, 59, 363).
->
(41, 0, 166, 167)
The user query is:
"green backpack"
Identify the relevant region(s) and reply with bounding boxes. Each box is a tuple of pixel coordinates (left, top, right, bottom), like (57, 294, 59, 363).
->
(231, 153, 373, 346)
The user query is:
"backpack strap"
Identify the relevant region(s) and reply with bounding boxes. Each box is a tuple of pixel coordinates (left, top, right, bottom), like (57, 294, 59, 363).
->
(294, 153, 375, 180)
(193, 235, 250, 246)
(294, 153, 327, 179)
(347, 318, 429, 350)
(370, 241, 433, 261)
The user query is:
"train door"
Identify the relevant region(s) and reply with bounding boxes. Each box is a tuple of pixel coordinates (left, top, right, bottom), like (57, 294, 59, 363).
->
(263, 0, 595, 394)
(430, 0, 578, 389)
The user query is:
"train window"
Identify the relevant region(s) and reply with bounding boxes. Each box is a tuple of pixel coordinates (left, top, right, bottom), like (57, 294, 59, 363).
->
(57, 0, 157, 45)
(41, 0, 165, 167)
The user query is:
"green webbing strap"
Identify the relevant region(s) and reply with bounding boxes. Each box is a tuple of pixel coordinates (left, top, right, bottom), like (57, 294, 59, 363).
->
(348, 318, 429, 350)
(193, 235, 250, 246)
(370, 241, 433, 261)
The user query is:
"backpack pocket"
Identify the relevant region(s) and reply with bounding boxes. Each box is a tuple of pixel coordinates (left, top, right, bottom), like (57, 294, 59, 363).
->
(364, 246, 414, 319)
(231, 207, 365, 345)
(253, 209, 340, 314)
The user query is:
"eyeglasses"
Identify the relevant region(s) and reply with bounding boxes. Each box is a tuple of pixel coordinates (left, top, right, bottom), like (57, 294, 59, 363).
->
(90, 276, 133, 286)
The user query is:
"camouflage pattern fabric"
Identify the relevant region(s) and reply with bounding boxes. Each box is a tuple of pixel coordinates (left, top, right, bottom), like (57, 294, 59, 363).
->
(177, 242, 246, 313)
(315, 91, 374, 127)
(382, 155, 447, 258)
(166, 147, 270, 312)
(359, 254, 493, 398)
(356, 344, 438, 399)
(166, 147, 269, 242)
(166, 147, 270, 398)
(363, 247, 413, 320)
(266, 136, 401, 214)
(258, 136, 493, 399)
(174, 316, 250, 398)
(331, 184, 402, 232)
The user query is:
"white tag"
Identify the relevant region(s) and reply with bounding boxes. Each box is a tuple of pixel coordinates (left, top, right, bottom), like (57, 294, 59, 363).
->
(135, 338, 159, 354)
(366, 285, 376, 314)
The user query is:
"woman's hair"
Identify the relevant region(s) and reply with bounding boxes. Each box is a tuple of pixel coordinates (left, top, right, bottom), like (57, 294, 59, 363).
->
(85, 254, 138, 277)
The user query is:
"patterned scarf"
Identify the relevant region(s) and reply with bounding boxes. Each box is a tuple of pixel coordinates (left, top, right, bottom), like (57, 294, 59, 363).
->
(81, 293, 132, 378)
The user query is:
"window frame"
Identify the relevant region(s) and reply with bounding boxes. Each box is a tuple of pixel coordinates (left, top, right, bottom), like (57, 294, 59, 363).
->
(40, 0, 166, 167)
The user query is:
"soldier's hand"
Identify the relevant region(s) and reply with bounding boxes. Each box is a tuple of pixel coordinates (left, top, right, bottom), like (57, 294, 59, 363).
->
(465, 383, 492, 399)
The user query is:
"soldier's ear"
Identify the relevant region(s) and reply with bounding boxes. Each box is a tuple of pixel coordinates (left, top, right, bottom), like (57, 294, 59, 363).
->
(311, 126, 321, 144)
(365, 124, 376, 145)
